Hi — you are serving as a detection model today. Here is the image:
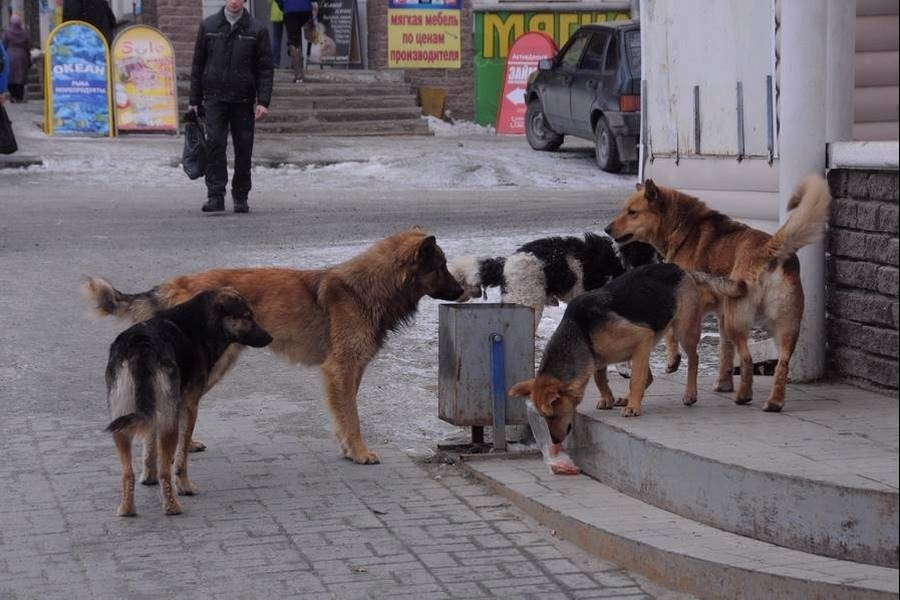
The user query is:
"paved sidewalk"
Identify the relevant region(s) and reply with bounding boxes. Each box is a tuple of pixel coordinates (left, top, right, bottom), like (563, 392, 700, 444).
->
(0, 394, 692, 599)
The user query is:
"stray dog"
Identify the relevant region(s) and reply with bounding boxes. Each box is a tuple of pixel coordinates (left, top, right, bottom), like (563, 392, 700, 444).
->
(86, 228, 463, 465)
(606, 175, 831, 411)
(509, 263, 746, 443)
(449, 233, 659, 330)
(104, 288, 272, 516)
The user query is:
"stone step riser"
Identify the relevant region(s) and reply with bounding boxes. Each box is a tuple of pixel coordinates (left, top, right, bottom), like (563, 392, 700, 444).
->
(262, 109, 423, 123)
(571, 407, 899, 568)
(255, 119, 431, 136)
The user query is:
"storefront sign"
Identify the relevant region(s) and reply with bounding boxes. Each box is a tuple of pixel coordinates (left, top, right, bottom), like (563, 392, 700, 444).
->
(495, 32, 557, 134)
(111, 26, 178, 133)
(474, 10, 629, 125)
(308, 0, 361, 65)
(44, 21, 113, 136)
(387, 0, 461, 69)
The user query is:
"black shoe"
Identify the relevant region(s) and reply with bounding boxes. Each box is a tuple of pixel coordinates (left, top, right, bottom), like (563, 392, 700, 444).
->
(233, 197, 249, 213)
(202, 197, 225, 212)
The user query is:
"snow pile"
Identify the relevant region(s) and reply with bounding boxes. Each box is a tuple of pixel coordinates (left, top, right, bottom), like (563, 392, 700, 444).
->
(425, 115, 494, 137)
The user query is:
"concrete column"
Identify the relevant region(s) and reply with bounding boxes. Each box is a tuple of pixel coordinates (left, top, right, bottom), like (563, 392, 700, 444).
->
(778, 0, 855, 381)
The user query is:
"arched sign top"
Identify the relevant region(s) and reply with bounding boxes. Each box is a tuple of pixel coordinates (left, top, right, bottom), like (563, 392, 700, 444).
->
(44, 20, 114, 137)
(495, 32, 558, 135)
(111, 25, 178, 133)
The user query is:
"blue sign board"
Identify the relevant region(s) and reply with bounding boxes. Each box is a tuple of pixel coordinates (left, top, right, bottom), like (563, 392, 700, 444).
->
(45, 21, 113, 136)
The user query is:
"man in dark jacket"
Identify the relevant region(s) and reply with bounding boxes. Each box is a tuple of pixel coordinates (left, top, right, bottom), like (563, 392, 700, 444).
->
(189, 0, 273, 213)
(62, 0, 117, 46)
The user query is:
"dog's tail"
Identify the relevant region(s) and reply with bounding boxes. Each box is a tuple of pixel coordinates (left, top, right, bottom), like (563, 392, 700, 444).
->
(689, 271, 748, 300)
(762, 174, 831, 270)
(82, 276, 161, 323)
(105, 358, 177, 434)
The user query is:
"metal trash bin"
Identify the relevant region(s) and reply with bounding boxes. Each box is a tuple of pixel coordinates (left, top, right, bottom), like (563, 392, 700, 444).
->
(438, 303, 534, 450)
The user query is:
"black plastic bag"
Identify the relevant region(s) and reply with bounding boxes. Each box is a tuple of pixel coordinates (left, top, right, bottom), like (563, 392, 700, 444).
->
(0, 105, 18, 155)
(182, 110, 207, 179)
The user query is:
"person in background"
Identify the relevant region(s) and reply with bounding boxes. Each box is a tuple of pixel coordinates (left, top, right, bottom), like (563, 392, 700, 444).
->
(268, 0, 284, 68)
(62, 0, 117, 46)
(189, 0, 273, 214)
(276, 0, 317, 83)
(1, 15, 32, 103)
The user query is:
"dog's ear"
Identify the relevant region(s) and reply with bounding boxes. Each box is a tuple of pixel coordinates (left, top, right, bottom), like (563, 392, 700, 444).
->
(415, 235, 439, 264)
(635, 181, 644, 191)
(508, 379, 534, 398)
(211, 288, 246, 319)
(644, 179, 660, 202)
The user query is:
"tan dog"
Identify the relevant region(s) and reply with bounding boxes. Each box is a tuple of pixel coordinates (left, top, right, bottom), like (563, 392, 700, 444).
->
(509, 264, 746, 443)
(85, 229, 463, 465)
(606, 176, 831, 411)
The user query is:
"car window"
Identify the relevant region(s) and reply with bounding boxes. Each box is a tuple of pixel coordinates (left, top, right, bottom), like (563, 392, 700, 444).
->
(579, 32, 609, 72)
(625, 29, 641, 75)
(604, 36, 619, 73)
(558, 34, 589, 70)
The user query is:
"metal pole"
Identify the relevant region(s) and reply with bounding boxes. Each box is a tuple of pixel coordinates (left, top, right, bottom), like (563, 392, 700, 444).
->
(490, 333, 507, 452)
(778, 0, 849, 380)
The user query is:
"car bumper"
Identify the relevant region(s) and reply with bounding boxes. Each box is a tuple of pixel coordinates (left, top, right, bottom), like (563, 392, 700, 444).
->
(604, 111, 641, 137)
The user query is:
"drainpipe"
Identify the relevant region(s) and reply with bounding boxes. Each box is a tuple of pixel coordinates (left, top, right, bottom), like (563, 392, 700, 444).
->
(777, 0, 855, 381)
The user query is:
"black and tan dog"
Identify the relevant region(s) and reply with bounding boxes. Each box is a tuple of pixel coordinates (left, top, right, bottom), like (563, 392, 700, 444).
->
(86, 228, 463, 466)
(103, 287, 272, 516)
(509, 263, 745, 443)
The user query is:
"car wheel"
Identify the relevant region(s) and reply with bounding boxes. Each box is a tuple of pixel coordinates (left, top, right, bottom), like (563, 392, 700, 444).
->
(525, 99, 563, 151)
(594, 117, 622, 173)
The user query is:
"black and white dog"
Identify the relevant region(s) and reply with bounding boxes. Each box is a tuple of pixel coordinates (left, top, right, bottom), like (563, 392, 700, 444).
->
(450, 233, 659, 330)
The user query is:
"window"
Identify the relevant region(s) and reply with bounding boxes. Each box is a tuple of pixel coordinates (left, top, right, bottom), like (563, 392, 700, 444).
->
(604, 36, 619, 73)
(558, 35, 589, 70)
(580, 33, 609, 71)
(624, 29, 641, 75)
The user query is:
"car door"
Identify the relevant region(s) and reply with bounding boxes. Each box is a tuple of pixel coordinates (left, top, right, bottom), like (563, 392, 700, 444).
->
(540, 32, 591, 133)
(569, 31, 611, 139)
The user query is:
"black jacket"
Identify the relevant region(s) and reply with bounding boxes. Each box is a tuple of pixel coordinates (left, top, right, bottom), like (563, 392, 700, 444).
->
(62, 0, 117, 45)
(189, 8, 274, 107)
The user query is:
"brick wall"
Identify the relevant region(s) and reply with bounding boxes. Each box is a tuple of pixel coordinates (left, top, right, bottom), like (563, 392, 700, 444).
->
(367, 0, 475, 120)
(141, 0, 203, 74)
(826, 169, 900, 391)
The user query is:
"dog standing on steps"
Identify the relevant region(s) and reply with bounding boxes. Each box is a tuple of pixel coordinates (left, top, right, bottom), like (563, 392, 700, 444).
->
(103, 287, 272, 516)
(509, 263, 747, 444)
(606, 175, 831, 412)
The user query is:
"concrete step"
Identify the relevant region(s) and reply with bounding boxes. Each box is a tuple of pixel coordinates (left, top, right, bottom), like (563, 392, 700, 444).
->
(262, 106, 423, 123)
(254, 117, 432, 136)
(570, 374, 899, 568)
(273, 68, 407, 83)
(260, 95, 419, 110)
(463, 455, 899, 600)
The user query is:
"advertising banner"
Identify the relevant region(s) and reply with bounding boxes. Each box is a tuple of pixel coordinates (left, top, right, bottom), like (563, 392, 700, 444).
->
(495, 32, 557, 135)
(44, 21, 113, 136)
(111, 26, 178, 133)
(307, 0, 361, 65)
(474, 10, 629, 125)
(387, 0, 461, 69)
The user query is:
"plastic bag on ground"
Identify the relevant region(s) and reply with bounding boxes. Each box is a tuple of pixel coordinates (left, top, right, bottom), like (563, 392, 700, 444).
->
(526, 400, 580, 475)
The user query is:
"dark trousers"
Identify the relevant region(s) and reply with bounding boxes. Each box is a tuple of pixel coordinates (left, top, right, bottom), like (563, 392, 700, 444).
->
(8, 84, 25, 102)
(283, 11, 312, 48)
(271, 20, 284, 67)
(204, 100, 255, 201)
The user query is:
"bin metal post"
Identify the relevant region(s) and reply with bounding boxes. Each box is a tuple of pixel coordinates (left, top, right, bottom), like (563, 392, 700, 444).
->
(490, 333, 507, 451)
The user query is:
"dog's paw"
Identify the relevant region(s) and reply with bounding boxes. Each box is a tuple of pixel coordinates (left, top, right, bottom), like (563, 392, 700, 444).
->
(348, 448, 381, 465)
(762, 401, 783, 412)
(734, 396, 753, 405)
(163, 500, 183, 516)
(613, 396, 628, 407)
(615, 363, 631, 379)
(666, 354, 682, 373)
(117, 503, 136, 517)
(596, 396, 615, 410)
(714, 381, 734, 393)
(139, 472, 158, 486)
(176, 479, 199, 496)
(188, 439, 207, 453)
(619, 405, 642, 417)
(682, 392, 697, 406)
